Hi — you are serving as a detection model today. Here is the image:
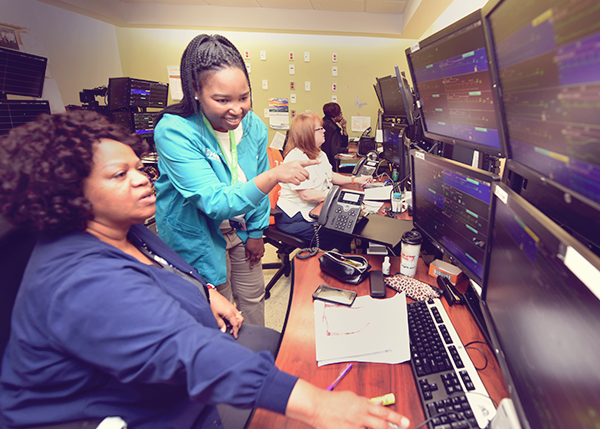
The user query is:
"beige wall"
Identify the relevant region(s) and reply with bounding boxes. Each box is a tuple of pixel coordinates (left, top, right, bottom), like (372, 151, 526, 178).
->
(2, 0, 123, 108)
(115, 27, 417, 142)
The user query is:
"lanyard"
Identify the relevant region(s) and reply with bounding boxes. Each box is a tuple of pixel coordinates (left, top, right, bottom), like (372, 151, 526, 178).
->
(202, 114, 239, 184)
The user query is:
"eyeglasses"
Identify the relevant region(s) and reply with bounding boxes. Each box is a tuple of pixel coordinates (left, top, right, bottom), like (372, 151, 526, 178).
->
(315, 127, 325, 131)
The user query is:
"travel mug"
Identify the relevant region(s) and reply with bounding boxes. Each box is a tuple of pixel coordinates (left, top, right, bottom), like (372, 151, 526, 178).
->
(400, 230, 422, 277)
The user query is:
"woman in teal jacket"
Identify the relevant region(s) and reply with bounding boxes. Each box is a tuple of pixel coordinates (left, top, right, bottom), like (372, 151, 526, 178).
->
(154, 34, 314, 326)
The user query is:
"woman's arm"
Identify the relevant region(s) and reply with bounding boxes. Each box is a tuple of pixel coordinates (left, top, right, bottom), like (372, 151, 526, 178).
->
(332, 173, 371, 187)
(285, 379, 410, 429)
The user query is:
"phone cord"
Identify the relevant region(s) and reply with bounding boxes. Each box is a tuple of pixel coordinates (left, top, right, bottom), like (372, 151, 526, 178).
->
(295, 223, 321, 260)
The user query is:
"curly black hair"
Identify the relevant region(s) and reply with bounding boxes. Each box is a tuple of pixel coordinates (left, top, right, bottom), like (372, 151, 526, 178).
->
(0, 110, 148, 237)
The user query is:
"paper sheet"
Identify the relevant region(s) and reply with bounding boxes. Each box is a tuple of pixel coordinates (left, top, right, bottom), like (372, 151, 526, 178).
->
(270, 132, 286, 150)
(364, 185, 394, 201)
(314, 293, 410, 366)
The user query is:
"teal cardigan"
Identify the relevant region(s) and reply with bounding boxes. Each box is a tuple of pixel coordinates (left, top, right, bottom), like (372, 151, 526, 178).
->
(154, 110, 270, 285)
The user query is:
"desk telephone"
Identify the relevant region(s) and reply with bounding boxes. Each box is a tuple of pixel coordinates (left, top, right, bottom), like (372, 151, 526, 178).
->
(318, 185, 365, 234)
(352, 151, 380, 177)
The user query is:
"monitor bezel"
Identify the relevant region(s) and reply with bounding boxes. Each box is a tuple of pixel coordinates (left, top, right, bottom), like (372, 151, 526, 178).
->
(410, 148, 500, 285)
(405, 9, 507, 158)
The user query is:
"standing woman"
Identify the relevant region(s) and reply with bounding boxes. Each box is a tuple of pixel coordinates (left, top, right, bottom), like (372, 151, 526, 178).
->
(276, 112, 370, 251)
(154, 35, 313, 326)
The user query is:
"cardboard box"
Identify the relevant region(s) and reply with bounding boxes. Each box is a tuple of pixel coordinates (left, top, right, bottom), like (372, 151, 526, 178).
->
(428, 259, 462, 285)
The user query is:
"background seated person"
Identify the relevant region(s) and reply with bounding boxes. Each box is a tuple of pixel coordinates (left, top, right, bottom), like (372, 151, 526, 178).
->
(275, 112, 370, 252)
(0, 111, 409, 429)
(321, 102, 349, 167)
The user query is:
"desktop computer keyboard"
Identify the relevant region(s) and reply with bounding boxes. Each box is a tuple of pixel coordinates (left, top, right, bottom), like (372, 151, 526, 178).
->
(407, 299, 496, 429)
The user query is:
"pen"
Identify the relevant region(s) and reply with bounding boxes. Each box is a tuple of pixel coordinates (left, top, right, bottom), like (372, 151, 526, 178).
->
(326, 363, 352, 391)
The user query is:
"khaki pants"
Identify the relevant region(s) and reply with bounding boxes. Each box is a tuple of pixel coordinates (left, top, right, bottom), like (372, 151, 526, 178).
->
(217, 229, 265, 326)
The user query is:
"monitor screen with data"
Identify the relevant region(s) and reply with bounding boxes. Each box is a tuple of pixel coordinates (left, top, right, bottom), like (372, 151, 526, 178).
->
(0, 100, 50, 135)
(482, 182, 600, 429)
(375, 74, 408, 122)
(410, 149, 499, 284)
(483, 0, 600, 208)
(405, 9, 504, 156)
(0, 47, 47, 98)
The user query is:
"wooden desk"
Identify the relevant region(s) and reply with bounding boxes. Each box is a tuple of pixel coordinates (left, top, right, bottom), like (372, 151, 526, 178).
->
(248, 255, 508, 429)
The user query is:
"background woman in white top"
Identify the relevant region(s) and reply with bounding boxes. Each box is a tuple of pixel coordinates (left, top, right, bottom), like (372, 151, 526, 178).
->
(275, 112, 370, 251)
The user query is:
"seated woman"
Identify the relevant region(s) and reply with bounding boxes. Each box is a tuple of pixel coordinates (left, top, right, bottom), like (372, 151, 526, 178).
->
(321, 102, 349, 168)
(0, 111, 409, 429)
(275, 112, 371, 251)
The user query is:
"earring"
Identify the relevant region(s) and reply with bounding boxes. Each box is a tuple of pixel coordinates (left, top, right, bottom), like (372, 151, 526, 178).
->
(194, 96, 198, 100)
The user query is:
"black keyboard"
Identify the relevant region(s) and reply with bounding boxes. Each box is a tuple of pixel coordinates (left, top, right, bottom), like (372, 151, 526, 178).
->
(407, 299, 496, 429)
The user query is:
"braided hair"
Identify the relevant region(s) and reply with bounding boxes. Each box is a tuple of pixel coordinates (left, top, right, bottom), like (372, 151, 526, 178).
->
(158, 34, 251, 121)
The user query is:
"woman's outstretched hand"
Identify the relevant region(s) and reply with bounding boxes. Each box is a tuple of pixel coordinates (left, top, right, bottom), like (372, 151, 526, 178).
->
(273, 159, 320, 185)
(255, 159, 320, 193)
(286, 380, 410, 429)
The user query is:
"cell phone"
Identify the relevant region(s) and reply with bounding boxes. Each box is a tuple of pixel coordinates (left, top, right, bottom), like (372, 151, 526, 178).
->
(312, 284, 357, 307)
(369, 270, 386, 298)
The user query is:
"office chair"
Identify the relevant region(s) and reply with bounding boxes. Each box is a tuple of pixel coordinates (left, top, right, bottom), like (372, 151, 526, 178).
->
(262, 148, 309, 299)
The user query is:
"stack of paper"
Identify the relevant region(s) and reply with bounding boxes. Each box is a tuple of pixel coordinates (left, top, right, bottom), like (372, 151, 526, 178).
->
(314, 293, 410, 366)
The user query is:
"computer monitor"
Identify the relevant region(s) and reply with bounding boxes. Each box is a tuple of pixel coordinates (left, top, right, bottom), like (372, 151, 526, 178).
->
(108, 77, 169, 111)
(381, 129, 401, 166)
(0, 47, 47, 99)
(0, 100, 50, 135)
(375, 74, 409, 128)
(410, 149, 500, 285)
(405, 9, 505, 157)
(482, 0, 600, 208)
(481, 182, 600, 429)
(505, 160, 600, 256)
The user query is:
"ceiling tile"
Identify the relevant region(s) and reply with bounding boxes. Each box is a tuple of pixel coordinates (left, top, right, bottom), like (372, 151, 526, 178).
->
(310, 0, 365, 13)
(204, 0, 261, 6)
(366, 0, 406, 14)
(255, 0, 314, 9)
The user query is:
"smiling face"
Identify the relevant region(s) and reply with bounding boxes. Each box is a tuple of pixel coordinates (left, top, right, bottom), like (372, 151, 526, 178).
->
(197, 66, 251, 132)
(83, 139, 156, 231)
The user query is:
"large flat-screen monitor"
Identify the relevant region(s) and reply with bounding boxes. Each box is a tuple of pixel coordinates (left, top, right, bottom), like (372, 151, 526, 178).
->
(481, 182, 600, 429)
(483, 0, 600, 210)
(0, 100, 50, 135)
(0, 47, 47, 99)
(375, 74, 409, 128)
(410, 149, 500, 285)
(405, 9, 505, 157)
(108, 77, 169, 111)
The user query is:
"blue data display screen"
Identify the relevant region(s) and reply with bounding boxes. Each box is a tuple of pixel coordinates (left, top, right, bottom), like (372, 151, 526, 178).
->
(410, 20, 501, 150)
(488, 0, 600, 205)
(413, 156, 494, 281)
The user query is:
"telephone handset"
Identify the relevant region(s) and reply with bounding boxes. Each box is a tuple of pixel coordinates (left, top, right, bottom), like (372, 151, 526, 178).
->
(352, 150, 380, 177)
(318, 185, 364, 233)
(352, 157, 380, 177)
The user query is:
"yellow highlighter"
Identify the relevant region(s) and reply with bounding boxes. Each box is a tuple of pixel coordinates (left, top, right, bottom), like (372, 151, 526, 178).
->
(370, 393, 395, 406)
